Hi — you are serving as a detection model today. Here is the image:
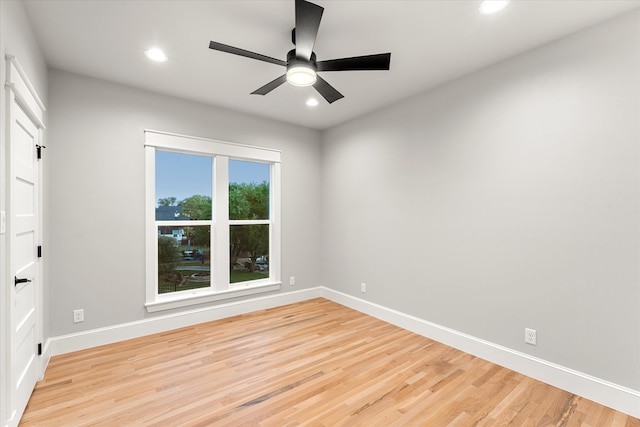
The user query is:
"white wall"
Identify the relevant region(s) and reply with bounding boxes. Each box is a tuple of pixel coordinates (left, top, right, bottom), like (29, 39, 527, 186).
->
(321, 11, 640, 391)
(46, 69, 322, 337)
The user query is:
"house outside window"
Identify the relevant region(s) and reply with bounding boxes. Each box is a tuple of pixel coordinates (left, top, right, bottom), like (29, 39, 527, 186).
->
(144, 130, 281, 312)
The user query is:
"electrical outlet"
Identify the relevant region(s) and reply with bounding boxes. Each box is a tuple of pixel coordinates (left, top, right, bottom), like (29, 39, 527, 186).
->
(361, 282, 367, 293)
(73, 309, 84, 323)
(289, 276, 295, 286)
(525, 328, 537, 345)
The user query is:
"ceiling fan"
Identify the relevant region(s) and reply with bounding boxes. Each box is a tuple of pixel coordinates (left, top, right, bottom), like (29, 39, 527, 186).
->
(208, 0, 391, 104)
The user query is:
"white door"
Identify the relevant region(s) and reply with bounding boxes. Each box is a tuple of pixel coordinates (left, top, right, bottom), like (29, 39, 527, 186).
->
(5, 56, 44, 426)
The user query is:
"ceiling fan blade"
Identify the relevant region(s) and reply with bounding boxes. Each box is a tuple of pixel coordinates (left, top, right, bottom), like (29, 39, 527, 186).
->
(209, 41, 286, 67)
(295, 0, 324, 61)
(313, 75, 344, 104)
(251, 74, 288, 96)
(317, 53, 391, 72)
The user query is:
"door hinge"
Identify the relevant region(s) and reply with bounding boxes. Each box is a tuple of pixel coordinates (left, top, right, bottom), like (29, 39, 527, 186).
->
(38, 245, 42, 258)
(38, 343, 42, 356)
(36, 144, 46, 160)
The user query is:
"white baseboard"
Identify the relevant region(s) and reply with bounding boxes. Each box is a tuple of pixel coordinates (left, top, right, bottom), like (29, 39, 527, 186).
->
(321, 287, 640, 419)
(45, 287, 322, 357)
(44, 286, 639, 418)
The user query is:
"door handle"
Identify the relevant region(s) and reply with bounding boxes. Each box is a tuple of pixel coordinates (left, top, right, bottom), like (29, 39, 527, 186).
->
(14, 276, 32, 286)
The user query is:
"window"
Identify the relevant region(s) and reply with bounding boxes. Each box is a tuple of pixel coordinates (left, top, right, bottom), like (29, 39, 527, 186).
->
(145, 130, 281, 312)
(229, 160, 270, 283)
(155, 151, 212, 295)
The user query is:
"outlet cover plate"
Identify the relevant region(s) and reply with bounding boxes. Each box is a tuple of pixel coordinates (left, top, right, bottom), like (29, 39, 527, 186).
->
(525, 328, 537, 345)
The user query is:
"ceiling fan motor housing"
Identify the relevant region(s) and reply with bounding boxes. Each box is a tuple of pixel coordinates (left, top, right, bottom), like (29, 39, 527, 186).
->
(286, 49, 317, 86)
(287, 49, 316, 69)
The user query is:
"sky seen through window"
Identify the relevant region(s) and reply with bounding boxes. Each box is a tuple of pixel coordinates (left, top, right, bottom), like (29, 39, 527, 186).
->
(155, 151, 269, 205)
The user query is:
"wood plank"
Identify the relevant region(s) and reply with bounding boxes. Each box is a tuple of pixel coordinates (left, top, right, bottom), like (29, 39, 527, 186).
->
(20, 299, 639, 426)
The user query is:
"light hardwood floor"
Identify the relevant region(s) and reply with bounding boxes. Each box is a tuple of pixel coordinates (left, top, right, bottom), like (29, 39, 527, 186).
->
(21, 298, 639, 426)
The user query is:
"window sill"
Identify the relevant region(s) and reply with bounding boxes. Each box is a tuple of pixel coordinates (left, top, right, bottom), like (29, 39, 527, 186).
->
(145, 281, 282, 313)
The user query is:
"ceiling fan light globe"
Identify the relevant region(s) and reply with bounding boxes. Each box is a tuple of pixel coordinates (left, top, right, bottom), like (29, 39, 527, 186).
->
(286, 65, 317, 87)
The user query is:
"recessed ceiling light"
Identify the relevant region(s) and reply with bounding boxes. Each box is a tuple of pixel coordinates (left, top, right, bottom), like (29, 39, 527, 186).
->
(145, 47, 168, 62)
(306, 98, 319, 107)
(479, 0, 510, 15)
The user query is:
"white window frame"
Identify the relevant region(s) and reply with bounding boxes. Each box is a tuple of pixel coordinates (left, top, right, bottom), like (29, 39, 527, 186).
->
(144, 130, 281, 312)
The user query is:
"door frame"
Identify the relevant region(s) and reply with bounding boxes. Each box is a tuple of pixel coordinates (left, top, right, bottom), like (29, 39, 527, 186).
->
(2, 54, 46, 427)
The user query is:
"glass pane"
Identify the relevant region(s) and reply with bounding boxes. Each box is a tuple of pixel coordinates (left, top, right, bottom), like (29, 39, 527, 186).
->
(230, 224, 269, 283)
(229, 159, 269, 220)
(156, 151, 212, 221)
(158, 225, 211, 294)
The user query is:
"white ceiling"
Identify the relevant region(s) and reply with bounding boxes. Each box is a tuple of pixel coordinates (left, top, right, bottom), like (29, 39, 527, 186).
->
(23, 0, 640, 130)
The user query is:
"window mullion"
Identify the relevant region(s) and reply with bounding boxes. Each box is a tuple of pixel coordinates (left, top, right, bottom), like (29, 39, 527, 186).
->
(229, 220, 271, 226)
(156, 220, 211, 227)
